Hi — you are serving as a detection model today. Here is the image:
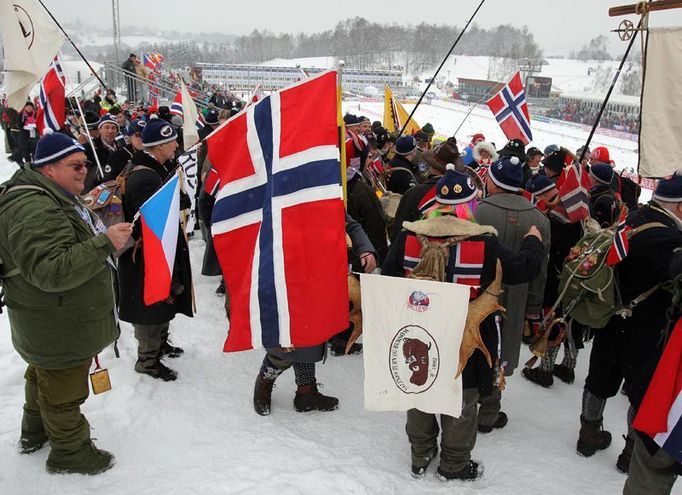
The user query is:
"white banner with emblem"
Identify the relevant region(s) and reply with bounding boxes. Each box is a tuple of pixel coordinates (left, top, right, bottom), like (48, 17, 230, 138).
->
(178, 146, 198, 232)
(361, 274, 469, 417)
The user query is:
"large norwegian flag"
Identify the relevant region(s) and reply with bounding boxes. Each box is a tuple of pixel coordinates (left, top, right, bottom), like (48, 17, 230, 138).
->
(556, 162, 592, 223)
(486, 71, 533, 145)
(633, 317, 682, 463)
(208, 71, 348, 352)
(36, 57, 66, 136)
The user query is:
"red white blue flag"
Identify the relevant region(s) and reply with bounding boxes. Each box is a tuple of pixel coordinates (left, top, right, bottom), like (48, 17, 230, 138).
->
(606, 209, 631, 266)
(142, 53, 156, 71)
(486, 71, 533, 145)
(36, 57, 65, 136)
(633, 317, 682, 464)
(137, 171, 181, 305)
(208, 71, 348, 351)
(170, 90, 183, 116)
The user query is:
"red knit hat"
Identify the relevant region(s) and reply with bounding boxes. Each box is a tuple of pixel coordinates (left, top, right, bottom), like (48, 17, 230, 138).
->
(590, 146, 610, 163)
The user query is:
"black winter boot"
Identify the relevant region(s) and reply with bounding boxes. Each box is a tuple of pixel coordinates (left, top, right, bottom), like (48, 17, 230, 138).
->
(477, 412, 508, 433)
(253, 374, 276, 416)
(411, 447, 438, 478)
(135, 359, 178, 381)
(293, 382, 339, 412)
(616, 434, 635, 473)
(553, 364, 575, 384)
(160, 340, 184, 358)
(522, 367, 553, 388)
(577, 416, 612, 456)
(437, 461, 483, 481)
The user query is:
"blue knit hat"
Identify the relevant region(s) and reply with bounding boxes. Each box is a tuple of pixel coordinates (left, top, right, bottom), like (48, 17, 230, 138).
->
(343, 113, 360, 126)
(141, 117, 177, 147)
(653, 172, 682, 203)
(32, 133, 86, 167)
(590, 162, 614, 186)
(395, 135, 417, 155)
(488, 155, 524, 192)
(126, 119, 147, 136)
(98, 113, 120, 130)
(526, 174, 557, 196)
(436, 164, 478, 205)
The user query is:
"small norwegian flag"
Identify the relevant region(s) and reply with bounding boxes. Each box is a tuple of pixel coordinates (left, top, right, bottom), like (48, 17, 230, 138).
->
(486, 71, 533, 145)
(170, 90, 183, 117)
(606, 209, 631, 266)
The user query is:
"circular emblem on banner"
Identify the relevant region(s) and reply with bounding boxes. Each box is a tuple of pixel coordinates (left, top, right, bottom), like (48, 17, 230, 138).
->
(453, 184, 462, 194)
(389, 325, 440, 394)
(440, 185, 449, 195)
(13, 4, 35, 49)
(407, 291, 430, 312)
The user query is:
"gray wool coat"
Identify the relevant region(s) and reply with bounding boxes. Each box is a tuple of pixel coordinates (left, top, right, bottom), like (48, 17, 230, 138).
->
(475, 193, 550, 373)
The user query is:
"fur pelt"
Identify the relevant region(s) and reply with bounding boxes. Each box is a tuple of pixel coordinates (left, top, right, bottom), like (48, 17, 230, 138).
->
(473, 141, 498, 164)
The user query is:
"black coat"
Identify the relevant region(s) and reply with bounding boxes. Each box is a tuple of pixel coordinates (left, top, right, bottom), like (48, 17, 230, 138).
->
(347, 176, 387, 264)
(389, 177, 438, 243)
(117, 150, 194, 325)
(197, 188, 221, 277)
(103, 144, 134, 182)
(382, 229, 544, 395)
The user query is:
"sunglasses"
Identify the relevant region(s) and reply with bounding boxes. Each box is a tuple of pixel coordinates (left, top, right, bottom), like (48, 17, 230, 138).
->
(62, 160, 91, 172)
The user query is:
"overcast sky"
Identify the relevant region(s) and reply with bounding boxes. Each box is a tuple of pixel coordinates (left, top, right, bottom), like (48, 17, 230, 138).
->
(42, 0, 682, 56)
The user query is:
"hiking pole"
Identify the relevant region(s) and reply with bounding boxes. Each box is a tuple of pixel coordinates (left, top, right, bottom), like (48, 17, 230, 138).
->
(577, 17, 643, 164)
(398, 0, 487, 137)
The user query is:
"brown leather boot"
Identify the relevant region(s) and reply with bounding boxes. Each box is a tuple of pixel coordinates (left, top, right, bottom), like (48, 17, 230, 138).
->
(293, 382, 338, 412)
(577, 416, 612, 457)
(253, 374, 276, 416)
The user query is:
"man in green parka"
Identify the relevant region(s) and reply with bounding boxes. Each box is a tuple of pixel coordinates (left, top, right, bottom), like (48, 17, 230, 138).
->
(0, 133, 132, 475)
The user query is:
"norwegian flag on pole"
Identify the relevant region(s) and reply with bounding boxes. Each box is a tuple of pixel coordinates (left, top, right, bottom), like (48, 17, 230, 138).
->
(486, 71, 533, 145)
(208, 71, 348, 351)
(633, 317, 682, 464)
(36, 57, 66, 136)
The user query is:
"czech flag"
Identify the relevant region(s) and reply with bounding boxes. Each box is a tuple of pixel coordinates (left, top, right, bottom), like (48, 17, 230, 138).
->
(138, 171, 181, 305)
(633, 317, 682, 463)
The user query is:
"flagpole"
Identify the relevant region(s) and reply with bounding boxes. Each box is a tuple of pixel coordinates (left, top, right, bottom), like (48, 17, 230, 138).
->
(59, 51, 104, 178)
(398, 0, 487, 137)
(576, 18, 642, 164)
(36, 0, 110, 93)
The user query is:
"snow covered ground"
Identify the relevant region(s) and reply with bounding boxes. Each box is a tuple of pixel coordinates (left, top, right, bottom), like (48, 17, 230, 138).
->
(0, 115, 670, 494)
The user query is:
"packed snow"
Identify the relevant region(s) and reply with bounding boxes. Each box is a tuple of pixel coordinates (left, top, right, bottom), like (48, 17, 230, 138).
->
(0, 109, 670, 494)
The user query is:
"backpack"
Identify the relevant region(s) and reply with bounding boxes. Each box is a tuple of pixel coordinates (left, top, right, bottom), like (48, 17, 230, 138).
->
(556, 221, 666, 328)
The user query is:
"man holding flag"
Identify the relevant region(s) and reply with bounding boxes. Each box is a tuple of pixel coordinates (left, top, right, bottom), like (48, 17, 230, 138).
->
(117, 118, 193, 381)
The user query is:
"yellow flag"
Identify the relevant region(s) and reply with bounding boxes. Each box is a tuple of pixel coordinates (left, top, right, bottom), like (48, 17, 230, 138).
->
(383, 84, 421, 135)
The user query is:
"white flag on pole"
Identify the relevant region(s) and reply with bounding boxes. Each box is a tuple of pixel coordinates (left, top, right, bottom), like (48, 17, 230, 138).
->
(361, 274, 469, 417)
(178, 146, 198, 232)
(0, 0, 66, 110)
(180, 80, 200, 148)
(639, 27, 682, 178)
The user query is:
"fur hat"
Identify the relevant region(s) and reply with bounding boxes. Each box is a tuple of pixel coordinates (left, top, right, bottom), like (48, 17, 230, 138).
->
(488, 156, 524, 192)
(653, 172, 682, 203)
(32, 133, 86, 167)
(542, 148, 570, 174)
(141, 117, 178, 147)
(97, 113, 119, 130)
(395, 135, 417, 155)
(436, 164, 478, 205)
(590, 162, 615, 186)
(473, 141, 498, 163)
(526, 174, 557, 196)
(343, 113, 360, 126)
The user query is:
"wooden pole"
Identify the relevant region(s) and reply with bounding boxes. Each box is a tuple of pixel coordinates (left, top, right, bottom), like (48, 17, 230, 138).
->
(609, 0, 682, 17)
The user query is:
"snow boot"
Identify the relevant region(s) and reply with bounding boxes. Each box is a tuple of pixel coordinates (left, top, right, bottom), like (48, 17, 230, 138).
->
(135, 359, 177, 382)
(553, 364, 575, 384)
(577, 416, 612, 457)
(19, 412, 48, 454)
(478, 411, 508, 433)
(253, 374, 276, 416)
(522, 367, 553, 388)
(436, 461, 483, 481)
(160, 341, 184, 358)
(411, 447, 438, 479)
(616, 435, 635, 473)
(293, 382, 339, 412)
(46, 441, 115, 475)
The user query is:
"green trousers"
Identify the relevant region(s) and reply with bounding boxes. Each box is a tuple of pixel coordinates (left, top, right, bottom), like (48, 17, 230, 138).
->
(624, 434, 678, 495)
(133, 322, 169, 370)
(406, 387, 479, 473)
(23, 360, 92, 462)
(477, 385, 502, 428)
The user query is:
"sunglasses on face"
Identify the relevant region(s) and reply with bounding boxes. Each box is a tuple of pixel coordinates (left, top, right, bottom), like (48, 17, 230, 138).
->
(62, 160, 91, 172)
